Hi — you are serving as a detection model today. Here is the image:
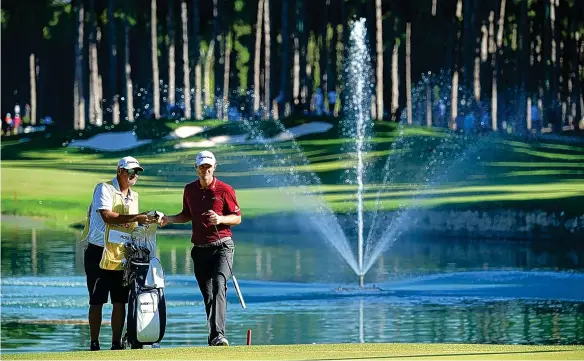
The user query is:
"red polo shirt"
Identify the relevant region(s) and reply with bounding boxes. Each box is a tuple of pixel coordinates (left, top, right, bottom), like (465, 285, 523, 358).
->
(181, 177, 241, 245)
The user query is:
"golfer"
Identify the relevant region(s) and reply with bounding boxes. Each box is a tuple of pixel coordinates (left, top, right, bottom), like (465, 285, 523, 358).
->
(161, 150, 242, 346)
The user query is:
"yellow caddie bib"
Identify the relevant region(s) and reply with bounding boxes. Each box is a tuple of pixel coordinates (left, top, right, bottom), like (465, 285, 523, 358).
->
(99, 181, 139, 271)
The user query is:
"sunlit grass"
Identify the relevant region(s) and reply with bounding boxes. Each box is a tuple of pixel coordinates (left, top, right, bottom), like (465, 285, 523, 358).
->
(2, 343, 583, 360)
(2, 123, 584, 225)
(486, 161, 584, 168)
(512, 147, 584, 160)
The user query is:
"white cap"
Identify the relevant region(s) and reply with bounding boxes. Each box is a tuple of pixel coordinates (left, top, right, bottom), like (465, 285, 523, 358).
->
(117, 156, 144, 171)
(195, 151, 216, 167)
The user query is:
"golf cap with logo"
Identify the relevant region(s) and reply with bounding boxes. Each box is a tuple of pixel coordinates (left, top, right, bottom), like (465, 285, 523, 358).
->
(195, 151, 216, 167)
(117, 156, 144, 171)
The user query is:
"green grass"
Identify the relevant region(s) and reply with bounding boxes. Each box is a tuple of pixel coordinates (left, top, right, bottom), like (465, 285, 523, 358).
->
(2, 120, 584, 226)
(2, 343, 583, 360)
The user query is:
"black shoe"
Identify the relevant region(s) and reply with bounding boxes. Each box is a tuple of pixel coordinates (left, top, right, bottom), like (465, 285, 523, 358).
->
(210, 335, 229, 346)
(110, 343, 125, 350)
(90, 340, 100, 351)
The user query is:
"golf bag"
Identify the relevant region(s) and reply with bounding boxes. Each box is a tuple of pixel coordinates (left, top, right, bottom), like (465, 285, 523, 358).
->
(122, 223, 166, 349)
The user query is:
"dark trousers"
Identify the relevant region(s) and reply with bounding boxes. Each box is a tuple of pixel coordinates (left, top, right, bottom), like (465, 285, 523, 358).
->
(191, 238, 234, 344)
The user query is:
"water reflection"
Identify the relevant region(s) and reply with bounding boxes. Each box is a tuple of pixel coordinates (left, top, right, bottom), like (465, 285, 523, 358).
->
(1, 222, 584, 353)
(2, 224, 583, 281)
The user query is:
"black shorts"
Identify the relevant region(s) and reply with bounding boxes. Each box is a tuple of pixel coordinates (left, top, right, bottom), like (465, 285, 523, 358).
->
(84, 243, 129, 305)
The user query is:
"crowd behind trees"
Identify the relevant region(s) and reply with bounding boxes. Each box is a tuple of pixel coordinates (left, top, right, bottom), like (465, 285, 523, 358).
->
(1, 0, 583, 135)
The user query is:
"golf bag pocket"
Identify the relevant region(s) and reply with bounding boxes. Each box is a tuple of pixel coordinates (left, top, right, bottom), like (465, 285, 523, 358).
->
(127, 287, 167, 345)
(129, 260, 150, 287)
(145, 258, 165, 288)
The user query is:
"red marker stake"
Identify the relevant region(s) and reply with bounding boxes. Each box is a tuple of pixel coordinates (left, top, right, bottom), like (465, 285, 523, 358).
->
(246, 329, 252, 345)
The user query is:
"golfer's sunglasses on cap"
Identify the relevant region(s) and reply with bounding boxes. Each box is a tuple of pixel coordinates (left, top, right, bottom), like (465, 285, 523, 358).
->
(126, 168, 143, 175)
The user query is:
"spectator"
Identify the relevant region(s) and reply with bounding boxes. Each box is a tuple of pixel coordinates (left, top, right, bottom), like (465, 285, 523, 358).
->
(13, 114, 22, 135)
(4, 113, 13, 135)
(314, 88, 324, 116)
(435, 99, 447, 128)
(531, 102, 541, 131)
(24, 103, 31, 124)
(327, 90, 337, 115)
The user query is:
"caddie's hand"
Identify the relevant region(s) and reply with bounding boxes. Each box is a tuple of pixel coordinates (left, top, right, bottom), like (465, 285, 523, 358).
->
(136, 213, 158, 225)
(205, 210, 222, 225)
(160, 215, 170, 227)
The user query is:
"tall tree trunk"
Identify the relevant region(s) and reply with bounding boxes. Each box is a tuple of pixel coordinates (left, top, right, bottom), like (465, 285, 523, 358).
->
(98, 73, 104, 123)
(263, 0, 271, 119)
(328, 6, 337, 109)
(496, 0, 506, 48)
(465, 0, 479, 91)
(334, 3, 344, 117)
(73, 0, 85, 130)
(573, 30, 582, 130)
(304, 13, 313, 110)
(405, 22, 412, 125)
(89, 0, 101, 125)
(253, 0, 265, 115)
(29, 53, 37, 125)
(320, 0, 329, 113)
(542, 0, 551, 129)
(213, 0, 224, 119)
(391, 39, 400, 121)
(291, 0, 303, 110)
(551, 0, 561, 131)
(518, 0, 528, 132)
(292, 26, 300, 106)
(280, 0, 290, 118)
(299, 0, 309, 110)
(490, 9, 498, 131)
(451, 0, 463, 129)
(222, 1, 233, 121)
(108, 0, 119, 125)
(168, 0, 176, 106)
(375, 0, 384, 119)
(151, 0, 160, 118)
(124, 14, 134, 122)
(181, 0, 191, 118)
(204, 40, 215, 107)
(222, 30, 232, 121)
(193, 0, 202, 119)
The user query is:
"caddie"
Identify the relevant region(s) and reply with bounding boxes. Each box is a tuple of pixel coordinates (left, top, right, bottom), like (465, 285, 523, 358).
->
(80, 156, 158, 351)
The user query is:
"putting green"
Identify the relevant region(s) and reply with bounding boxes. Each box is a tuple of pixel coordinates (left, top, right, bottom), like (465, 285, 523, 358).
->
(2, 343, 583, 360)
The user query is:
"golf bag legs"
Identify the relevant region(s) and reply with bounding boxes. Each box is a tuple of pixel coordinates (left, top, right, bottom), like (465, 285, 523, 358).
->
(122, 333, 144, 349)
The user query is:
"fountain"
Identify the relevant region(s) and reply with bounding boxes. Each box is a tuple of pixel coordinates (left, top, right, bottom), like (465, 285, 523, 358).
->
(341, 18, 374, 287)
(227, 18, 489, 289)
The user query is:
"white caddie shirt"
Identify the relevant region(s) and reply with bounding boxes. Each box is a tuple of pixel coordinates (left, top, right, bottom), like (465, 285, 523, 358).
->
(86, 177, 134, 246)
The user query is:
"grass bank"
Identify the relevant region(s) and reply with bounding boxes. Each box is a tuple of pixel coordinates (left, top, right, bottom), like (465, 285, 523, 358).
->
(3, 343, 584, 360)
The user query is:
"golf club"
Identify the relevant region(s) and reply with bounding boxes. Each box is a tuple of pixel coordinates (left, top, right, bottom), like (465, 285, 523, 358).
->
(213, 223, 246, 309)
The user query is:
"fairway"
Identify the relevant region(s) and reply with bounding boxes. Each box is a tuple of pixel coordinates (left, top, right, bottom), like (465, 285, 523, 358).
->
(2, 122, 584, 227)
(3, 343, 584, 360)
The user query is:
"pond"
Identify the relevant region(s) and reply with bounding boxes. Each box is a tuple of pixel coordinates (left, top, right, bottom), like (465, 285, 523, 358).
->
(1, 219, 583, 353)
